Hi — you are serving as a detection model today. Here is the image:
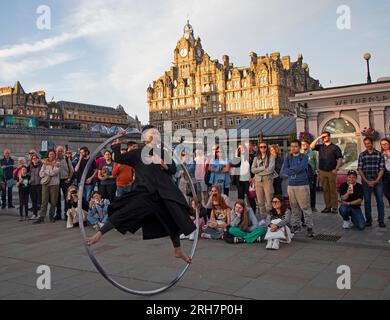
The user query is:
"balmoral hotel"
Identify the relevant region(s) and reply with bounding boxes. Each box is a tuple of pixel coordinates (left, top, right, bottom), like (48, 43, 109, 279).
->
(147, 21, 321, 134)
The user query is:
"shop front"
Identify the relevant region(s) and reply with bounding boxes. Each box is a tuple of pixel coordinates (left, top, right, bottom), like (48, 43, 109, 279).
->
(291, 79, 390, 171)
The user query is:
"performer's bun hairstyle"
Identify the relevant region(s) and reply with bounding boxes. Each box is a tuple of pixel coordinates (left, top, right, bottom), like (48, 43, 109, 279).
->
(142, 125, 157, 133)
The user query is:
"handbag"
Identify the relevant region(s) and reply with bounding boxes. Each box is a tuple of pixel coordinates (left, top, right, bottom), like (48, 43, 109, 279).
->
(204, 169, 211, 186)
(248, 182, 256, 199)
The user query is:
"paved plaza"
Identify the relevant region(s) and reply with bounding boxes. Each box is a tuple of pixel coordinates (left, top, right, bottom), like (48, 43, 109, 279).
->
(0, 191, 389, 300)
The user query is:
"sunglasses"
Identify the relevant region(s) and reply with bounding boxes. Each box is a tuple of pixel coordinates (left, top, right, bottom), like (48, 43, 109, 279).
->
(259, 146, 267, 149)
(272, 200, 281, 204)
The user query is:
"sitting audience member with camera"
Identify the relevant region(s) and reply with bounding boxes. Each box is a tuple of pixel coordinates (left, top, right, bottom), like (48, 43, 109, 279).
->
(338, 170, 365, 231)
(88, 191, 110, 231)
(66, 185, 88, 229)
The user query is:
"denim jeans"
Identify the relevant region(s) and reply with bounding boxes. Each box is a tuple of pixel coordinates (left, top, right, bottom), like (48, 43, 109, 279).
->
(362, 181, 385, 224)
(339, 205, 366, 231)
(383, 172, 390, 206)
(83, 184, 95, 202)
(1, 185, 13, 207)
(87, 214, 108, 225)
(116, 185, 132, 198)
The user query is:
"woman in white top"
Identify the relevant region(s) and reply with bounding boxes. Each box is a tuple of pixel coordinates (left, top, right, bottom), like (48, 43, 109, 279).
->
(231, 144, 257, 213)
(265, 195, 293, 250)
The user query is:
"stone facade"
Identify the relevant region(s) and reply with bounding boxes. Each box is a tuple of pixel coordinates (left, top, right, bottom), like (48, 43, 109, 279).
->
(290, 79, 390, 170)
(147, 21, 321, 134)
(0, 82, 139, 130)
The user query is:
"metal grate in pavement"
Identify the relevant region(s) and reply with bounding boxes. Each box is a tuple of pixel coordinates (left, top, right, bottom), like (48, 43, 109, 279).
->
(313, 234, 342, 242)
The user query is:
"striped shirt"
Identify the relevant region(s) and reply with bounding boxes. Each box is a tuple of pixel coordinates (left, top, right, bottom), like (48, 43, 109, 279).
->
(358, 149, 385, 180)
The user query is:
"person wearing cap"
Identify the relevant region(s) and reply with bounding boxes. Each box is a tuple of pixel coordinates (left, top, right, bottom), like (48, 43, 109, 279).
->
(338, 170, 365, 231)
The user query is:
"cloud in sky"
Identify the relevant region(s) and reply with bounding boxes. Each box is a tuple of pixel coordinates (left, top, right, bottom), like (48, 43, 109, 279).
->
(0, 0, 389, 123)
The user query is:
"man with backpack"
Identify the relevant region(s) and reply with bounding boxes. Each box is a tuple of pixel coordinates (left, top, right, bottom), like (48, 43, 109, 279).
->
(282, 140, 314, 237)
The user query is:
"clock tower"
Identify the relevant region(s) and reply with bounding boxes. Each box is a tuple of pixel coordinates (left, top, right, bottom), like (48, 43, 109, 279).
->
(174, 20, 204, 78)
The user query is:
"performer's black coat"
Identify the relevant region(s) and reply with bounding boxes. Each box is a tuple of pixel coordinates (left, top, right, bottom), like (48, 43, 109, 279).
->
(107, 144, 196, 240)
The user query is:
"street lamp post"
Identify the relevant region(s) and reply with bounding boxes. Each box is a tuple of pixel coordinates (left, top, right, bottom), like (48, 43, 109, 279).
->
(364, 53, 372, 84)
(302, 63, 309, 91)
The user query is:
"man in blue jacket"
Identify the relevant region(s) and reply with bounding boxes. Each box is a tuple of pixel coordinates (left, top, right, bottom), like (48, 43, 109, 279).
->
(282, 140, 314, 237)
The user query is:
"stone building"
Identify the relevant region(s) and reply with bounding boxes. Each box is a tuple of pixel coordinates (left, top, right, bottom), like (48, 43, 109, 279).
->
(0, 81, 140, 130)
(0, 81, 47, 128)
(291, 78, 390, 171)
(147, 21, 321, 134)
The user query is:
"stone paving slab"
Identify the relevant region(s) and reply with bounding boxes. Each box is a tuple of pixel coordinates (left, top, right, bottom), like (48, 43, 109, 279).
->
(1, 191, 390, 300)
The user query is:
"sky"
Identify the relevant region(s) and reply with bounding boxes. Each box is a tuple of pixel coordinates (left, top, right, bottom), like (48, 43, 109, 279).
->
(0, 0, 389, 124)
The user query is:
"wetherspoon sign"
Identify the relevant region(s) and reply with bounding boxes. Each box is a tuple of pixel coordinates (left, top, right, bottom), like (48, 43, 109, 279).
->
(335, 94, 390, 106)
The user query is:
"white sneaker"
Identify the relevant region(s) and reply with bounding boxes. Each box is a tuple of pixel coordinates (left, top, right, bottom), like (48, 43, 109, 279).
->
(342, 221, 351, 229)
(272, 239, 280, 250)
(349, 221, 354, 228)
(266, 239, 273, 250)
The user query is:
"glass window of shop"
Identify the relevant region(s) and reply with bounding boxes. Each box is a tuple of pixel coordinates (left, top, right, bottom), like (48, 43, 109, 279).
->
(323, 118, 358, 170)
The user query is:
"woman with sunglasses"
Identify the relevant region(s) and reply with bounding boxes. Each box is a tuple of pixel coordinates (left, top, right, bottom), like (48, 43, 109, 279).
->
(264, 195, 293, 250)
(202, 185, 231, 210)
(208, 146, 231, 196)
(251, 142, 276, 216)
(231, 144, 257, 213)
(201, 194, 231, 240)
(380, 138, 390, 219)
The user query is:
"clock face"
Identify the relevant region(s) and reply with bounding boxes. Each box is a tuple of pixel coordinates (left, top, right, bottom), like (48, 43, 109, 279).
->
(180, 48, 188, 57)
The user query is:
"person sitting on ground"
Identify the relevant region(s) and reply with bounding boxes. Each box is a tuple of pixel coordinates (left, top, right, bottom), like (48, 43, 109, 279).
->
(224, 200, 266, 244)
(66, 185, 88, 229)
(265, 195, 293, 250)
(338, 170, 365, 231)
(201, 194, 230, 240)
(180, 200, 205, 241)
(88, 191, 110, 231)
(202, 184, 231, 210)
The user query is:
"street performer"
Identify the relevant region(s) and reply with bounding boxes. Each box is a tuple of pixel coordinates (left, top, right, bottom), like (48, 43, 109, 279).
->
(86, 126, 196, 263)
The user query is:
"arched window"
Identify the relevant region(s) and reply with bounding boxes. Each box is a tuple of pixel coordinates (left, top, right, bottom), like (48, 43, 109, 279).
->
(323, 118, 358, 170)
